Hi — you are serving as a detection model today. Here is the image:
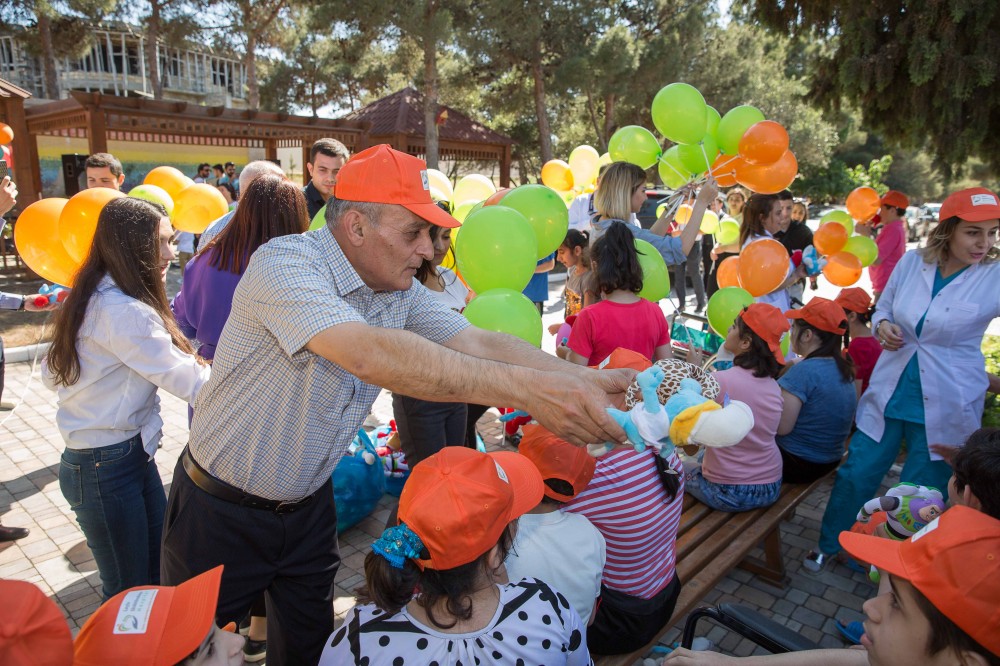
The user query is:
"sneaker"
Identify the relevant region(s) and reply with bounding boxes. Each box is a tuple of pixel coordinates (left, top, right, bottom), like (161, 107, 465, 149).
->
(243, 638, 266, 663)
(0, 400, 15, 411)
(691, 637, 715, 651)
(504, 431, 522, 448)
(238, 615, 251, 636)
(803, 550, 831, 574)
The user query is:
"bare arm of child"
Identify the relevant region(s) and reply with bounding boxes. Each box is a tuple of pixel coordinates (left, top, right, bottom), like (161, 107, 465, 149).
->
(653, 344, 673, 361)
(567, 349, 589, 366)
(662, 647, 868, 665)
(777, 389, 802, 436)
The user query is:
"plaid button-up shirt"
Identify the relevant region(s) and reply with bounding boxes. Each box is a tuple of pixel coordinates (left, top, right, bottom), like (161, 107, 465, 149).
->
(189, 225, 469, 501)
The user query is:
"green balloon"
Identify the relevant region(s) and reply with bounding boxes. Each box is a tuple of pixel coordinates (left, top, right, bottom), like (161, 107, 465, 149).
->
(657, 146, 692, 189)
(843, 235, 878, 267)
(128, 184, 174, 216)
(608, 125, 662, 170)
(780, 331, 790, 357)
(651, 83, 708, 145)
(309, 204, 326, 231)
(706, 287, 754, 336)
(821, 209, 854, 236)
(705, 106, 722, 144)
(717, 219, 740, 245)
(464, 288, 543, 347)
(496, 184, 569, 259)
(677, 134, 720, 175)
(636, 239, 670, 302)
(455, 206, 537, 294)
(717, 105, 766, 155)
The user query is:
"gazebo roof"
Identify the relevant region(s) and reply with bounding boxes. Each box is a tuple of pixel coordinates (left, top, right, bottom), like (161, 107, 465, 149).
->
(0, 77, 32, 100)
(343, 87, 513, 147)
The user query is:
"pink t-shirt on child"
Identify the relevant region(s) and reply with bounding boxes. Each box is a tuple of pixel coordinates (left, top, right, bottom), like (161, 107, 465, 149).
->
(568, 299, 670, 366)
(700, 365, 783, 485)
(869, 220, 905, 293)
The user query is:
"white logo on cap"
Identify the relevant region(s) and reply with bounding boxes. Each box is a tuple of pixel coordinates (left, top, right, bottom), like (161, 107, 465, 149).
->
(910, 516, 941, 543)
(971, 194, 997, 206)
(494, 461, 509, 484)
(420, 170, 430, 191)
(112, 589, 158, 634)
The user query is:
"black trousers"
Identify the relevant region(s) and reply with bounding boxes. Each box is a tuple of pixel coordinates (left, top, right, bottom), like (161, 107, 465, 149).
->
(779, 447, 840, 484)
(392, 393, 470, 468)
(588, 575, 681, 655)
(161, 456, 340, 666)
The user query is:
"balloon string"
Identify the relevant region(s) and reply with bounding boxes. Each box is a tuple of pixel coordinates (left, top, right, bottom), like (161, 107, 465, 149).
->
(656, 152, 687, 179)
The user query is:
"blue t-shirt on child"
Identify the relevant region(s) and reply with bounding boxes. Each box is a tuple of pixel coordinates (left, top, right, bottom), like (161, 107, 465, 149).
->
(523, 253, 555, 304)
(777, 357, 857, 464)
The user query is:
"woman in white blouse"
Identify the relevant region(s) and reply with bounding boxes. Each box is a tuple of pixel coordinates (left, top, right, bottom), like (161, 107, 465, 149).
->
(45, 197, 210, 599)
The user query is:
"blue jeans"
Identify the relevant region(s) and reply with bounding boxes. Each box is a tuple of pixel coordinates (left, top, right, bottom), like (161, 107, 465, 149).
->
(683, 459, 782, 512)
(59, 434, 166, 599)
(817, 418, 952, 555)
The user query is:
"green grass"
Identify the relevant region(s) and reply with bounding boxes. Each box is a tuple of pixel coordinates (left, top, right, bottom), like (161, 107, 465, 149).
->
(983, 335, 1000, 429)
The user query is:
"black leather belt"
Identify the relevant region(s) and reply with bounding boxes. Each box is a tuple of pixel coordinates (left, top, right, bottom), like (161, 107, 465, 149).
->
(181, 447, 322, 514)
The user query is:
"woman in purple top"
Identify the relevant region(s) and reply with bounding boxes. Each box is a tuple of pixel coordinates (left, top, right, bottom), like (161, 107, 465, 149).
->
(172, 174, 308, 361)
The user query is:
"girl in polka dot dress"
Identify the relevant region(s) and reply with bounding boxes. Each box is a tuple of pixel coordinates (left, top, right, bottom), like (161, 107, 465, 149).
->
(319, 447, 592, 666)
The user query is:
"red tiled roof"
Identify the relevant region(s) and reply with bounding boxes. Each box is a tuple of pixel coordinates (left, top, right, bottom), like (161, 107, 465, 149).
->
(342, 87, 513, 146)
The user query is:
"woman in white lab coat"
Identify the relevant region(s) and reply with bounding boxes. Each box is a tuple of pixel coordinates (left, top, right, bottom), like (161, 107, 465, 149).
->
(804, 187, 1000, 572)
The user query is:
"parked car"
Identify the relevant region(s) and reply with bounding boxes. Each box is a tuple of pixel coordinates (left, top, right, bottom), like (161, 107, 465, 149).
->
(637, 189, 675, 229)
(805, 205, 848, 233)
(910, 203, 942, 240)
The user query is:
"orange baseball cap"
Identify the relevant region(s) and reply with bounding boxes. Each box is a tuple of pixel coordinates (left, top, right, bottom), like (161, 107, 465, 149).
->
(880, 190, 909, 209)
(593, 347, 652, 372)
(0, 580, 73, 666)
(834, 287, 872, 314)
(740, 303, 790, 364)
(398, 447, 544, 570)
(839, 506, 1000, 657)
(74, 566, 224, 666)
(334, 144, 460, 228)
(785, 297, 847, 335)
(939, 187, 1000, 223)
(519, 423, 596, 502)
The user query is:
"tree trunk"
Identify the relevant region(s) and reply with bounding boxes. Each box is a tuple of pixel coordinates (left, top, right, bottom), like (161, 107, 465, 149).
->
(144, 0, 163, 99)
(531, 53, 552, 164)
(422, 9, 440, 170)
(36, 12, 59, 99)
(603, 93, 616, 150)
(245, 32, 258, 108)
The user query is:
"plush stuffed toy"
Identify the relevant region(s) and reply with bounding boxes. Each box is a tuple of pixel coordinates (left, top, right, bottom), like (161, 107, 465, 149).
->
(587, 363, 754, 459)
(790, 245, 826, 277)
(856, 483, 946, 540)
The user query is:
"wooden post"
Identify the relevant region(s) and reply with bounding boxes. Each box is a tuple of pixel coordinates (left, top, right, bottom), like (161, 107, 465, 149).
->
(301, 141, 311, 186)
(3, 97, 40, 206)
(264, 138, 278, 163)
(500, 144, 512, 188)
(86, 107, 108, 154)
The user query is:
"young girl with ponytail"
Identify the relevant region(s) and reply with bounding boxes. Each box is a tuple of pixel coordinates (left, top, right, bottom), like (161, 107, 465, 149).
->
(834, 287, 882, 397)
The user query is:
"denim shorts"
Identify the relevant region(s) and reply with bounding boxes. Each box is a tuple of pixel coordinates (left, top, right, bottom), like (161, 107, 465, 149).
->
(685, 466, 781, 513)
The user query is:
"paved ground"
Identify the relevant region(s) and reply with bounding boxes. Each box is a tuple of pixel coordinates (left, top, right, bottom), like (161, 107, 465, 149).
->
(0, 269, 881, 664)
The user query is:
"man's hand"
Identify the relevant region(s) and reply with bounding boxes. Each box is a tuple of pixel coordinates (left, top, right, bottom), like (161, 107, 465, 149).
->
(527, 368, 635, 447)
(0, 176, 18, 217)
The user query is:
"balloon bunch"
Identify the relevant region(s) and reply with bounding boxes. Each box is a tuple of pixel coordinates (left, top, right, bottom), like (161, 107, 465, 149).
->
(14, 164, 229, 288)
(608, 82, 798, 197)
(803, 186, 880, 288)
(539, 145, 613, 205)
(455, 184, 571, 347)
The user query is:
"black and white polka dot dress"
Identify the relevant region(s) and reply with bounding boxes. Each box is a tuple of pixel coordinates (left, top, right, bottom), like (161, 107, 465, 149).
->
(319, 578, 592, 665)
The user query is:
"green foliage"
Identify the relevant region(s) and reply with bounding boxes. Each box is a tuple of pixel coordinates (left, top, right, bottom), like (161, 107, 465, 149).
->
(845, 155, 893, 194)
(983, 336, 1000, 429)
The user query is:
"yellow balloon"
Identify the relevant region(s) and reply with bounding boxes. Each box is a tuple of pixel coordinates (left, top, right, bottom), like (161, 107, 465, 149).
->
(598, 152, 612, 167)
(540, 160, 574, 191)
(172, 184, 229, 233)
(15, 198, 80, 286)
(700, 210, 720, 234)
(569, 145, 600, 187)
(143, 166, 195, 200)
(675, 204, 693, 225)
(426, 168, 454, 201)
(59, 188, 127, 263)
(453, 174, 496, 206)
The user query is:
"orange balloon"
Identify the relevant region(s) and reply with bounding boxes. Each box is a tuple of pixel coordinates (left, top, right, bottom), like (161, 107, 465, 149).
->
(738, 238, 789, 297)
(0, 122, 13, 145)
(708, 153, 742, 187)
(846, 187, 881, 222)
(14, 198, 80, 286)
(171, 183, 229, 233)
(813, 221, 849, 256)
(59, 188, 126, 263)
(144, 166, 195, 200)
(735, 150, 798, 194)
(484, 188, 511, 206)
(822, 251, 863, 287)
(540, 160, 574, 191)
(738, 120, 789, 166)
(717, 255, 741, 288)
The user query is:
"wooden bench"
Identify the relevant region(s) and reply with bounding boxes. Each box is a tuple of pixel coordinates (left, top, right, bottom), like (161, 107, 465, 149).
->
(595, 473, 831, 666)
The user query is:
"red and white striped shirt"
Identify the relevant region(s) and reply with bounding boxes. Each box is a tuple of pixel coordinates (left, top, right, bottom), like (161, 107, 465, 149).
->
(564, 449, 684, 599)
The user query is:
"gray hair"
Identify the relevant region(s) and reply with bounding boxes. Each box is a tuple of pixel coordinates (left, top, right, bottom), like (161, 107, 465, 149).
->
(238, 160, 285, 195)
(325, 199, 389, 228)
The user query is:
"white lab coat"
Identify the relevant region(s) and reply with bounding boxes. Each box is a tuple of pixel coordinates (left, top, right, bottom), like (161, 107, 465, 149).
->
(857, 250, 1000, 455)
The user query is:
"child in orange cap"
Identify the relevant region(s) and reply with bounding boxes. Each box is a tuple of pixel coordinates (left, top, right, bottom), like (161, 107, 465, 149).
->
(682, 303, 789, 512)
(319, 447, 591, 665)
(73, 566, 245, 666)
(835, 287, 881, 397)
(778, 297, 858, 484)
(663, 506, 1000, 665)
(0, 579, 73, 666)
(505, 424, 606, 626)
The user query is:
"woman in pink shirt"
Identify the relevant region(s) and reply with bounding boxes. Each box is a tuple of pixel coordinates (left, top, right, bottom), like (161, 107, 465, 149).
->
(682, 303, 788, 512)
